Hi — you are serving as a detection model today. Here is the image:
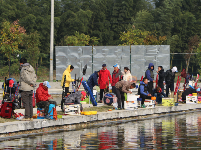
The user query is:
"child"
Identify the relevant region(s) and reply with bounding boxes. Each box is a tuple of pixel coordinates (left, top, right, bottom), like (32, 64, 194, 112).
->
(153, 86, 166, 104)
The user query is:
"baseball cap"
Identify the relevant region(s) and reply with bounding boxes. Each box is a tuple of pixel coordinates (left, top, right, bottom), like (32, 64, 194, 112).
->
(102, 64, 106, 67)
(43, 81, 51, 88)
(81, 91, 86, 99)
(113, 64, 119, 68)
(172, 66, 178, 73)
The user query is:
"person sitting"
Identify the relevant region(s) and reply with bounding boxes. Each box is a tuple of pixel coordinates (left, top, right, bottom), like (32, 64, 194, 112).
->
(115, 80, 136, 109)
(182, 86, 197, 101)
(36, 81, 57, 116)
(153, 86, 166, 104)
(139, 77, 152, 107)
(64, 91, 86, 111)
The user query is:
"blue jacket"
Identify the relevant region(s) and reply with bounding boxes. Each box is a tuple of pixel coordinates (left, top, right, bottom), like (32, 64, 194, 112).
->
(87, 71, 99, 87)
(140, 81, 149, 96)
(145, 63, 154, 81)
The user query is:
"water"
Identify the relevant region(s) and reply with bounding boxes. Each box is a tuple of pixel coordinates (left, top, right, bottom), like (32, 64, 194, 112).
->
(1, 112, 201, 149)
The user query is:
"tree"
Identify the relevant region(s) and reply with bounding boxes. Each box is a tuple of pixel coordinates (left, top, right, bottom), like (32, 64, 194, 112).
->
(0, 20, 25, 77)
(21, 31, 40, 72)
(119, 27, 149, 45)
(64, 31, 99, 46)
(185, 35, 200, 73)
(143, 34, 167, 45)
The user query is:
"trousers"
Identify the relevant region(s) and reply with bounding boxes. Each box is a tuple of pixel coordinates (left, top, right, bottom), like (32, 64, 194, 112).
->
(37, 101, 57, 116)
(21, 91, 33, 119)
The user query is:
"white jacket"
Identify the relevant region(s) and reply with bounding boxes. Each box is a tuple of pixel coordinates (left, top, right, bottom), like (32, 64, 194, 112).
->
(123, 70, 132, 81)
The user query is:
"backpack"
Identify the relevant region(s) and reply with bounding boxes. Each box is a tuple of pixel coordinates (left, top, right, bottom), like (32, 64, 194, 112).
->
(0, 102, 13, 118)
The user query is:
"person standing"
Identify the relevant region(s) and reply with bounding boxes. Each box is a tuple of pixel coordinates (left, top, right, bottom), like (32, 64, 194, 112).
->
(111, 64, 123, 94)
(19, 58, 37, 121)
(145, 63, 155, 95)
(139, 78, 152, 106)
(87, 71, 99, 92)
(157, 66, 165, 91)
(98, 64, 112, 102)
(115, 80, 135, 109)
(122, 67, 132, 81)
(164, 66, 178, 96)
(61, 65, 75, 109)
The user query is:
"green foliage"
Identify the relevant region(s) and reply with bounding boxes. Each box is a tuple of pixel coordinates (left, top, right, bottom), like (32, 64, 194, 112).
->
(119, 27, 149, 45)
(64, 31, 99, 46)
(21, 31, 40, 68)
(0, 0, 201, 74)
(120, 28, 166, 45)
(0, 20, 25, 62)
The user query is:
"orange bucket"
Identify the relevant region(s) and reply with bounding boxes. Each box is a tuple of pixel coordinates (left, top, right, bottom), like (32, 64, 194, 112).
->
(151, 97, 156, 100)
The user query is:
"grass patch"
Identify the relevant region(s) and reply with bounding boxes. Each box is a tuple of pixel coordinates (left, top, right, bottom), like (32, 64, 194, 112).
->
(83, 105, 114, 112)
(0, 117, 16, 123)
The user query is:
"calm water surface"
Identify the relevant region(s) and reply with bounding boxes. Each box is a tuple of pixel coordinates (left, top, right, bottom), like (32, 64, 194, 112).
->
(1, 112, 201, 149)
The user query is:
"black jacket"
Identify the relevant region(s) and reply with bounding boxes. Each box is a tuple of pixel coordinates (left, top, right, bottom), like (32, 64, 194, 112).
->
(165, 69, 175, 85)
(158, 69, 165, 88)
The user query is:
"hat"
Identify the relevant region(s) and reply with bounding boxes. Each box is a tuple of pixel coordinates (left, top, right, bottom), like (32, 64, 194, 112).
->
(113, 64, 119, 68)
(9, 80, 14, 88)
(43, 81, 51, 88)
(81, 91, 86, 98)
(102, 64, 106, 67)
(172, 66, 178, 73)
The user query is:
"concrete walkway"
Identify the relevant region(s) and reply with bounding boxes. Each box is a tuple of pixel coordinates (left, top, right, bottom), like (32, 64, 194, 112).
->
(1, 104, 201, 134)
(14, 103, 104, 114)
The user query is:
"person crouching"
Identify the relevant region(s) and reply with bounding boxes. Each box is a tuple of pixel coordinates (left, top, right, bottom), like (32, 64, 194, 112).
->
(115, 80, 136, 110)
(36, 81, 57, 116)
(64, 91, 86, 111)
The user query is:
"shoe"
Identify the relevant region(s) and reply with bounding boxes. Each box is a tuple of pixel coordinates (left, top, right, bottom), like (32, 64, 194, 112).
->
(30, 118, 33, 121)
(142, 104, 146, 108)
(21, 118, 30, 121)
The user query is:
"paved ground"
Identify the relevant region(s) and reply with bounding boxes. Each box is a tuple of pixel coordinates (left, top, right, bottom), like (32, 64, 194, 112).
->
(14, 103, 104, 114)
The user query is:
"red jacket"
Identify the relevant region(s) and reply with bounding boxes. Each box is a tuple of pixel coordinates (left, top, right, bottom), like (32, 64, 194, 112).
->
(36, 83, 51, 103)
(111, 69, 122, 86)
(98, 69, 112, 89)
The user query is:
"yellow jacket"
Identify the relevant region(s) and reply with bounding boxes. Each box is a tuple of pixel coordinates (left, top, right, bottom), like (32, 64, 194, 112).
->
(61, 65, 74, 87)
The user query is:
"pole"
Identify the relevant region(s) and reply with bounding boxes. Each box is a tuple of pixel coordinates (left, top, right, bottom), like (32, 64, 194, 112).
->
(50, 0, 54, 82)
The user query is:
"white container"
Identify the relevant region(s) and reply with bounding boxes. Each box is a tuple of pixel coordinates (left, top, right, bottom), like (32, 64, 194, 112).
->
(127, 94, 140, 101)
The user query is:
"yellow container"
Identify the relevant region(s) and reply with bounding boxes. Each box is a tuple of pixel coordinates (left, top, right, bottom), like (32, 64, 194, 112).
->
(198, 101, 201, 104)
(192, 93, 197, 96)
(162, 98, 175, 106)
(84, 111, 92, 115)
(57, 115, 62, 119)
(81, 112, 84, 115)
(90, 111, 97, 115)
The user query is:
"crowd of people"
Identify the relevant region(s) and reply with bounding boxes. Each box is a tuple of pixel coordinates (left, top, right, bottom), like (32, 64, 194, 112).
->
(18, 57, 180, 121)
(60, 63, 179, 109)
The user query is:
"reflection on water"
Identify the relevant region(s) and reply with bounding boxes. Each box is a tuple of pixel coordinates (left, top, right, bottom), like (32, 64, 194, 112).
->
(1, 112, 201, 149)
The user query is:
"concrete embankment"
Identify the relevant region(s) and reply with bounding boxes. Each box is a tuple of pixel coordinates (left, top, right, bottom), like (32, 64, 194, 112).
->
(0, 104, 201, 135)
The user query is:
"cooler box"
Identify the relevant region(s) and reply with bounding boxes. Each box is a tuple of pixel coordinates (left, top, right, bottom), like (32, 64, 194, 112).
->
(127, 94, 140, 101)
(47, 104, 55, 119)
(37, 108, 45, 119)
(162, 98, 175, 106)
(186, 96, 197, 104)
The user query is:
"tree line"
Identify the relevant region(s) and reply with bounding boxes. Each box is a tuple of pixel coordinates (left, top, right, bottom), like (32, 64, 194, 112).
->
(0, 0, 201, 77)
